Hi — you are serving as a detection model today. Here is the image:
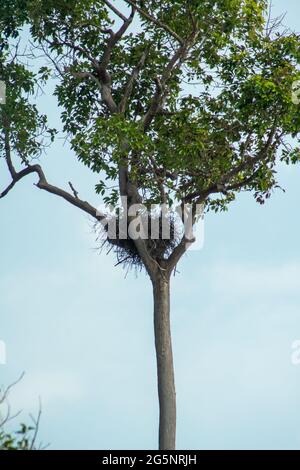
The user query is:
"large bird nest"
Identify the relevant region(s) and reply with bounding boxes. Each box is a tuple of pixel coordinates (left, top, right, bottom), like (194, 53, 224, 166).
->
(98, 210, 181, 272)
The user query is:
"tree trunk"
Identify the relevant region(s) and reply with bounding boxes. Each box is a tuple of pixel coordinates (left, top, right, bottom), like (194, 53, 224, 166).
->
(152, 273, 176, 450)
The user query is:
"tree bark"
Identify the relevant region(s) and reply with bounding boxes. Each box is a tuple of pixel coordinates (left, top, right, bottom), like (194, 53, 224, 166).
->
(152, 272, 176, 450)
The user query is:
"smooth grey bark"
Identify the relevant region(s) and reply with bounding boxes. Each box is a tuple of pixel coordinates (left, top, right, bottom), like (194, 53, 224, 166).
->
(152, 273, 176, 450)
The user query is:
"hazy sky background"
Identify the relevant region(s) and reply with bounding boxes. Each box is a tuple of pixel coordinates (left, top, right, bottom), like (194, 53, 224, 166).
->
(1, 0, 300, 450)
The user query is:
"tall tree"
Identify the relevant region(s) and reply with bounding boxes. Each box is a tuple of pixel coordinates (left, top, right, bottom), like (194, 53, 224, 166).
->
(1, 0, 300, 449)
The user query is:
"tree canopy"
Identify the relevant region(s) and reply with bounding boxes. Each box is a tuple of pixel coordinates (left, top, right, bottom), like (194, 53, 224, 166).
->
(1, 1, 300, 212)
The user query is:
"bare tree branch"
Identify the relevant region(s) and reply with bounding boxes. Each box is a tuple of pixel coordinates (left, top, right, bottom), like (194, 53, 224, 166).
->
(48, 37, 97, 65)
(119, 48, 149, 113)
(68, 181, 79, 199)
(142, 35, 203, 131)
(85, 7, 135, 113)
(2, 119, 17, 177)
(1, 162, 106, 221)
(0, 373, 25, 428)
(124, 0, 184, 45)
(167, 235, 189, 273)
(29, 400, 42, 451)
(103, 0, 129, 22)
(0, 131, 106, 222)
(66, 69, 102, 89)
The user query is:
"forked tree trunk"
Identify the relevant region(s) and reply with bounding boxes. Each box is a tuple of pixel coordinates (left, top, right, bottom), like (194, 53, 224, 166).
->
(152, 273, 176, 450)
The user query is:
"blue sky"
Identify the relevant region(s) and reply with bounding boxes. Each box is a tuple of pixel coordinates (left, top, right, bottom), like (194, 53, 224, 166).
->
(1, 0, 300, 450)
